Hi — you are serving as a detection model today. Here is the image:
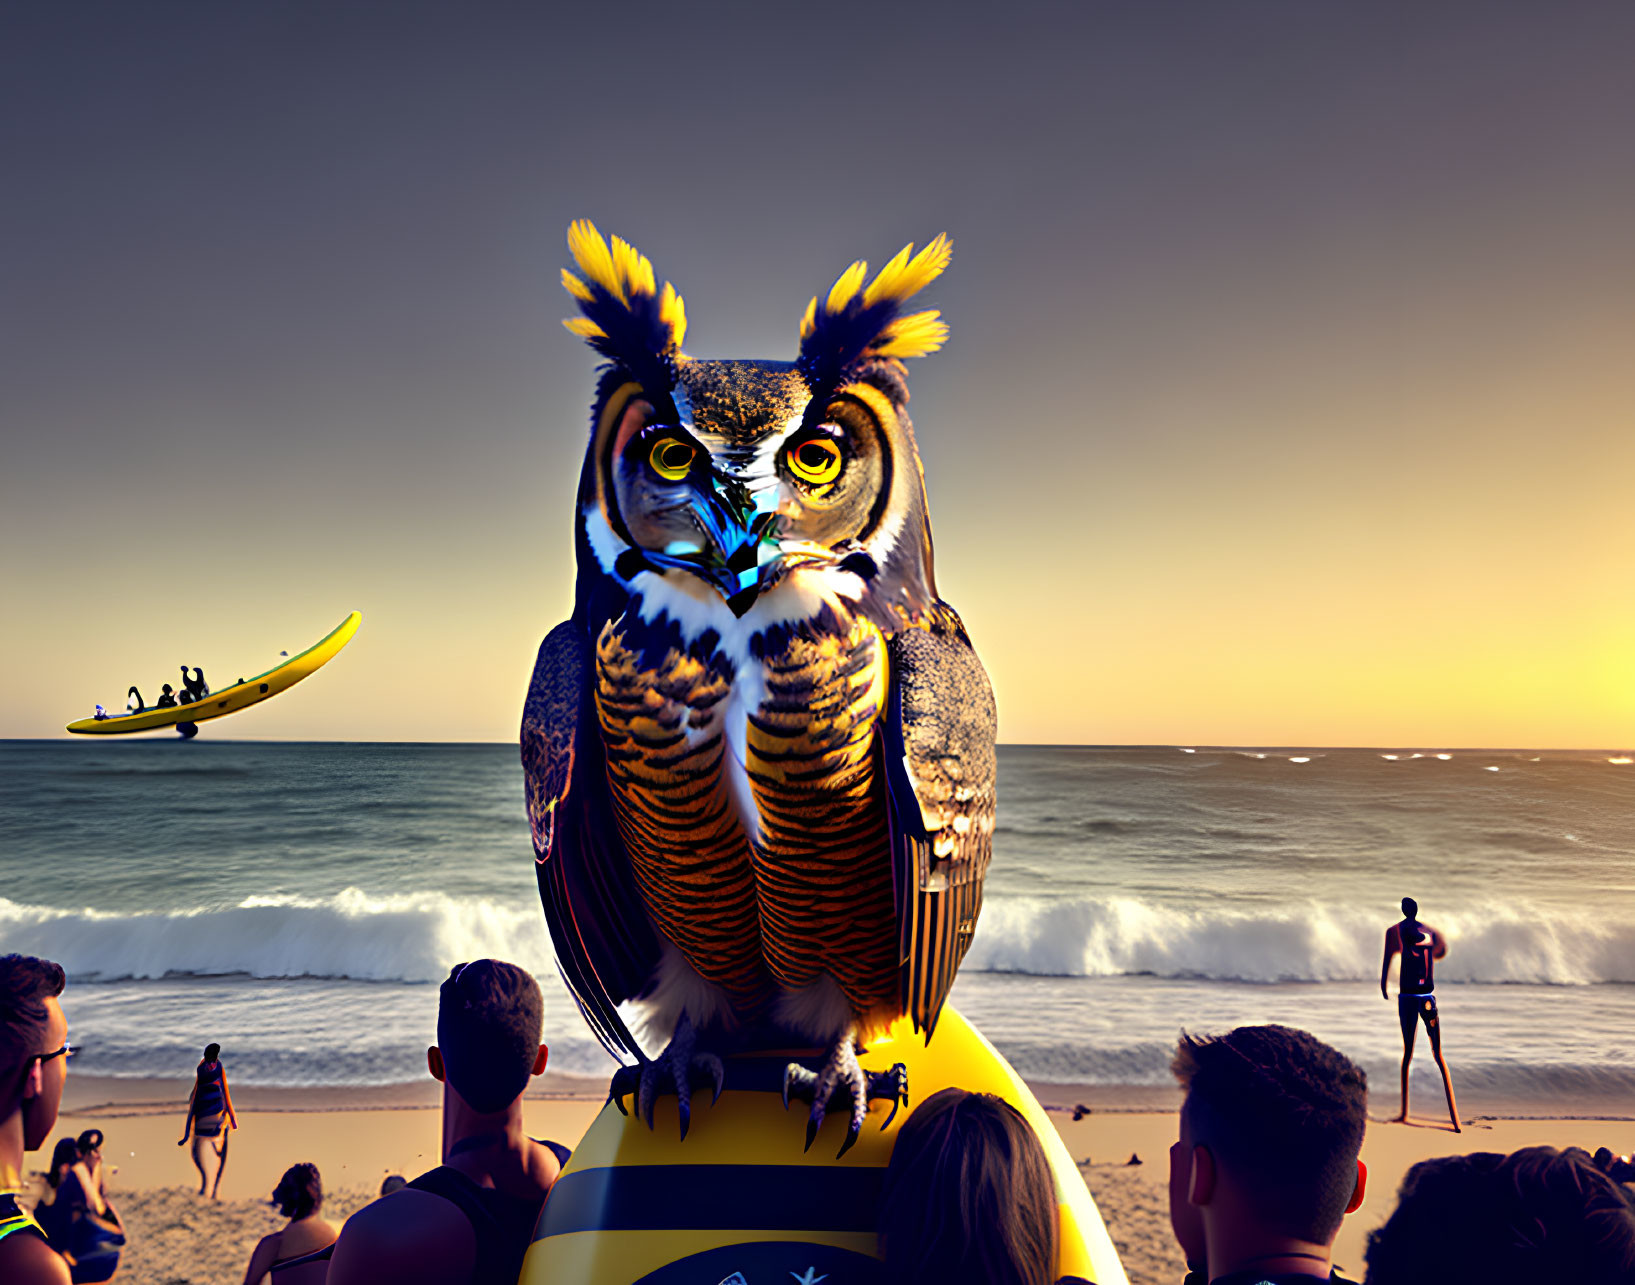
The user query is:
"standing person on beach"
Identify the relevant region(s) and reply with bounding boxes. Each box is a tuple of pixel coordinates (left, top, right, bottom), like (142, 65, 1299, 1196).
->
(178, 1043, 237, 1198)
(1379, 897, 1460, 1132)
(1169, 1025, 1369, 1285)
(0, 954, 73, 1285)
(327, 959, 565, 1285)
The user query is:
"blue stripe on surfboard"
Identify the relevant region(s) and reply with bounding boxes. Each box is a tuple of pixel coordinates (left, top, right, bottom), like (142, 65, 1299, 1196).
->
(536, 1163, 885, 1238)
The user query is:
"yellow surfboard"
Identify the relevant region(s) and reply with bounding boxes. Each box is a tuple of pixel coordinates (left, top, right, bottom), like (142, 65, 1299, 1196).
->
(66, 611, 361, 735)
(522, 1006, 1128, 1285)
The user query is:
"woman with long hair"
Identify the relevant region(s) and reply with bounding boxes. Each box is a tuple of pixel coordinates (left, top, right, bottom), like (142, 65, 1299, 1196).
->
(878, 1088, 1062, 1285)
(241, 1164, 338, 1285)
(178, 1043, 237, 1198)
(34, 1138, 82, 1258)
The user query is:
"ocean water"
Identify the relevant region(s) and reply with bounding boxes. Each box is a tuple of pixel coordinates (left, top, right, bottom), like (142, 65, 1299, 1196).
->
(2, 740, 1633, 1107)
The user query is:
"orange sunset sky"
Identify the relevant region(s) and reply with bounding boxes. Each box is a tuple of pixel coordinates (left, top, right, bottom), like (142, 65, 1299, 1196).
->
(4, 3, 1633, 746)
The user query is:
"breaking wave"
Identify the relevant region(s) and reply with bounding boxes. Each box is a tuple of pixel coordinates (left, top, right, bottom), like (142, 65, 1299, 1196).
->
(0, 891, 554, 984)
(5, 892, 1633, 988)
(964, 896, 1635, 985)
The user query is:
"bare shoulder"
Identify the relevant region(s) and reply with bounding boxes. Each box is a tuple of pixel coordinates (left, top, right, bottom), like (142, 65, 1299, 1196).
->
(243, 1231, 280, 1285)
(1383, 922, 1400, 947)
(0, 1230, 73, 1285)
(327, 1189, 475, 1285)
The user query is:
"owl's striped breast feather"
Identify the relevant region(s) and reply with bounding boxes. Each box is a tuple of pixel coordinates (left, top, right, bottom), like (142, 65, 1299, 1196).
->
(594, 605, 900, 1032)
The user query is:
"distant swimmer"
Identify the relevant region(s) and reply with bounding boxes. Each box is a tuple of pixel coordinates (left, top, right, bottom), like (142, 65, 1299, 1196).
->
(126, 687, 145, 714)
(1380, 896, 1461, 1131)
(155, 685, 178, 709)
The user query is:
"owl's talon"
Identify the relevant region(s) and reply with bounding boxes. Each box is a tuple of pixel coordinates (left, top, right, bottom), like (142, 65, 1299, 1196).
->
(838, 1114, 864, 1158)
(872, 1063, 910, 1131)
(783, 1063, 818, 1111)
(701, 1052, 726, 1107)
(783, 1035, 906, 1158)
(608, 1062, 642, 1116)
(627, 1013, 723, 1140)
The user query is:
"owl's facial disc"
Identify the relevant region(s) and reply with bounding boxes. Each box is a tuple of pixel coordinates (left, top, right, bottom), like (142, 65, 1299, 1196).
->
(606, 385, 890, 617)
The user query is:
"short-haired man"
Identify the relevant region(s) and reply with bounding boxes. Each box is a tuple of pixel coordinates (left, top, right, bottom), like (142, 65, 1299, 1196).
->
(327, 959, 564, 1285)
(0, 954, 73, 1285)
(1380, 896, 1460, 1131)
(1169, 1025, 1368, 1285)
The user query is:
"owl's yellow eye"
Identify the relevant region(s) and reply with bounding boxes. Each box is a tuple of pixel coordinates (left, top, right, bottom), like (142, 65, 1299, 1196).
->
(786, 437, 843, 486)
(648, 437, 697, 482)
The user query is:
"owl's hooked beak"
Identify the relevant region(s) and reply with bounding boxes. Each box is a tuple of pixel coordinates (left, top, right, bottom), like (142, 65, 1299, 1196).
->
(683, 474, 781, 616)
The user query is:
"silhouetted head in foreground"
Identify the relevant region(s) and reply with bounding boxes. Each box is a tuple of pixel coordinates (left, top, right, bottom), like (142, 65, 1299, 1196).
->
(878, 1087, 1057, 1285)
(202, 1042, 221, 1062)
(1170, 1025, 1368, 1281)
(1364, 1145, 1635, 1285)
(435, 959, 545, 1113)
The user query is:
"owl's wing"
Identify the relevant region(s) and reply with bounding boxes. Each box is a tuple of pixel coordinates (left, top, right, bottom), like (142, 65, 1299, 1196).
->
(881, 605, 998, 1041)
(522, 620, 659, 1063)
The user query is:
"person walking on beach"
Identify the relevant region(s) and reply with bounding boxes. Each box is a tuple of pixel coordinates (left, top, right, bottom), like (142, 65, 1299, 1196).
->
(0, 953, 73, 1285)
(179, 1042, 237, 1198)
(327, 959, 566, 1285)
(1380, 897, 1460, 1132)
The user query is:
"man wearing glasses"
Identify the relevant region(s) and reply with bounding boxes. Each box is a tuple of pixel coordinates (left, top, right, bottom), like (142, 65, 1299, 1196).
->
(1, 953, 73, 1285)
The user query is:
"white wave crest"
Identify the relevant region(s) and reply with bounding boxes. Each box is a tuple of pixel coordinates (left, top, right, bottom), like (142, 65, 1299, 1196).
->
(0, 891, 555, 983)
(965, 897, 1635, 985)
(4, 891, 1633, 990)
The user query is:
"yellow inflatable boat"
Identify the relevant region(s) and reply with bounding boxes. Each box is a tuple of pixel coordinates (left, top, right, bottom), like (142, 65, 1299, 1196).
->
(522, 1006, 1127, 1284)
(66, 611, 361, 735)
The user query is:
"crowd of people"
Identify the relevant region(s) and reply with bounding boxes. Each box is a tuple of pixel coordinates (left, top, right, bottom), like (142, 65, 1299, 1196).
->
(4, 944, 1635, 1285)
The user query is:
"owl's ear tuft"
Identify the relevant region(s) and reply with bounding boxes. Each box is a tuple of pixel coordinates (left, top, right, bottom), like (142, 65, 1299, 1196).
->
(561, 220, 687, 389)
(797, 235, 951, 391)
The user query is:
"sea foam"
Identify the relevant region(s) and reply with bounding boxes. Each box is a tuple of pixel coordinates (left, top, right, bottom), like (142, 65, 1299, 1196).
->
(5, 891, 1632, 988)
(0, 891, 554, 984)
(964, 897, 1635, 985)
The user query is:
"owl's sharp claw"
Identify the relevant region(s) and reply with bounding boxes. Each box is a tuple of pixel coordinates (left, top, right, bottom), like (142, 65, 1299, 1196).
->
(838, 1114, 863, 1159)
(872, 1063, 910, 1131)
(700, 1052, 725, 1107)
(783, 1063, 818, 1111)
(804, 1114, 821, 1153)
(608, 1062, 641, 1116)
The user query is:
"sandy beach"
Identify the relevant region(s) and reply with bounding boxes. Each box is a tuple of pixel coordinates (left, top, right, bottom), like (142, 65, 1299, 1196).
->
(14, 1073, 1625, 1285)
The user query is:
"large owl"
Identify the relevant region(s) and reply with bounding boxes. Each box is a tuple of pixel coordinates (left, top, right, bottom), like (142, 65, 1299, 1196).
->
(521, 222, 995, 1155)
